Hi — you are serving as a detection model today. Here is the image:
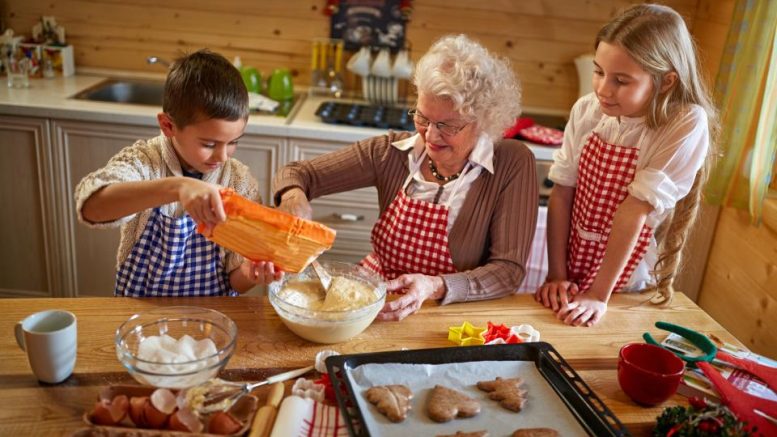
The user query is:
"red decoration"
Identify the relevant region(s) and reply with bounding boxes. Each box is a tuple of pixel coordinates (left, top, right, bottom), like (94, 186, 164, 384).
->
(323, 0, 339, 16)
(399, 0, 413, 19)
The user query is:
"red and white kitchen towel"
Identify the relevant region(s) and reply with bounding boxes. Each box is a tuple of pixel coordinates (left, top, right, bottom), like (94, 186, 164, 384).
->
(518, 206, 548, 293)
(270, 395, 348, 437)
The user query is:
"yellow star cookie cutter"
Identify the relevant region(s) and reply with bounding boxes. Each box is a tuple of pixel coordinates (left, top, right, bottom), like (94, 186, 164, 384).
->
(448, 321, 486, 346)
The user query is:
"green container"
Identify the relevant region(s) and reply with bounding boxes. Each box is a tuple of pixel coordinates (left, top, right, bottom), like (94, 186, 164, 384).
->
(240, 66, 262, 94)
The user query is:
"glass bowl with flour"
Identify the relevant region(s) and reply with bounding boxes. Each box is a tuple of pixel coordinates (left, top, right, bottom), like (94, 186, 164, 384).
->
(268, 261, 386, 343)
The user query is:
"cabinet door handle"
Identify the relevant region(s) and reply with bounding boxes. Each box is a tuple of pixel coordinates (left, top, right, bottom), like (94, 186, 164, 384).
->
(333, 213, 365, 222)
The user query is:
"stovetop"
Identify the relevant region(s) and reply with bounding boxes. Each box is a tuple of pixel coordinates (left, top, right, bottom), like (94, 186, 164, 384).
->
(315, 101, 416, 131)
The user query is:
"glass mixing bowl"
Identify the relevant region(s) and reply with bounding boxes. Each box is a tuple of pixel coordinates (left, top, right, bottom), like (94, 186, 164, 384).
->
(268, 261, 386, 344)
(115, 306, 237, 388)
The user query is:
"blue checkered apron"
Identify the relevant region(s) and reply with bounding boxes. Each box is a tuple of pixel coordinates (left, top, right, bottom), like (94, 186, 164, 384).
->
(115, 208, 236, 296)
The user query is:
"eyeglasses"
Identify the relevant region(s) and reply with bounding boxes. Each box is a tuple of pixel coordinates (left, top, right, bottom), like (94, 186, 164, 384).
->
(408, 109, 470, 137)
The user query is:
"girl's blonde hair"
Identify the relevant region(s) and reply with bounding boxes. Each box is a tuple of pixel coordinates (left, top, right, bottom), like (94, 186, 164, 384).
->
(413, 34, 522, 141)
(596, 4, 720, 304)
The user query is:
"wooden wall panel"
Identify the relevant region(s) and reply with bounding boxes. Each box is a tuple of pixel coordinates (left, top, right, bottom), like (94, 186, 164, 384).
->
(698, 207, 777, 357)
(2, 0, 724, 113)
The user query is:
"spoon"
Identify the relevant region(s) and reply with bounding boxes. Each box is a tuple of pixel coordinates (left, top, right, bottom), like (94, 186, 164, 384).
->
(310, 260, 332, 293)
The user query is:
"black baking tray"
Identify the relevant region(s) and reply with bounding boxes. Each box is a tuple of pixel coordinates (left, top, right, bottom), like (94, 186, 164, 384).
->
(326, 342, 631, 437)
(315, 101, 416, 131)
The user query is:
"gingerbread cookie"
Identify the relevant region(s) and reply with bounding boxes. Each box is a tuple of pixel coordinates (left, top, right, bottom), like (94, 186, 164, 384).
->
(512, 428, 559, 437)
(365, 384, 413, 423)
(426, 385, 481, 423)
(437, 431, 489, 437)
(476, 377, 527, 412)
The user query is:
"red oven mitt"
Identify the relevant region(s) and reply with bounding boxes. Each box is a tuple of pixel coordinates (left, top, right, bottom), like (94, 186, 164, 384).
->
(518, 125, 564, 145)
(503, 117, 534, 138)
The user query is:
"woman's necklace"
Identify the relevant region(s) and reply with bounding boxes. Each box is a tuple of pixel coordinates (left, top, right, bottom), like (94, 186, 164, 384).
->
(428, 159, 462, 183)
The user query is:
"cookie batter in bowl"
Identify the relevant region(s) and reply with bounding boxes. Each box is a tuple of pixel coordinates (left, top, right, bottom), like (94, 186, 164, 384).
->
(279, 276, 379, 312)
(268, 261, 387, 343)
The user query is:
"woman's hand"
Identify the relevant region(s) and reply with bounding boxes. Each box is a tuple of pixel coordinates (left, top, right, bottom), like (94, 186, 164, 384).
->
(177, 179, 226, 233)
(556, 293, 607, 327)
(278, 188, 313, 220)
(535, 279, 579, 312)
(377, 274, 445, 321)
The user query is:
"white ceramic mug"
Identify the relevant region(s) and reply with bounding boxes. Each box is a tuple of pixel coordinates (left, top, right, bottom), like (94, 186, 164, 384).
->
(346, 46, 371, 77)
(14, 310, 77, 383)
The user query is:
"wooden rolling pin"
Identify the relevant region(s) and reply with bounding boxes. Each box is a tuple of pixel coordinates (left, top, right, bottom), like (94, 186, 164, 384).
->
(248, 382, 285, 437)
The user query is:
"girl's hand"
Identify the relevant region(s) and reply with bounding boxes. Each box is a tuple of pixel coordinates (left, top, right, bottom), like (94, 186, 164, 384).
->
(178, 179, 226, 232)
(377, 274, 445, 321)
(241, 260, 284, 286)
(535, 279, 579, 312)
(278, 188, 313, 220)
(556, 294, 607, 327)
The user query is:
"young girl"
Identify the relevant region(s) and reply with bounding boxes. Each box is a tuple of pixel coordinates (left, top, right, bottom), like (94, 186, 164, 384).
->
(535, 3, 719, 326)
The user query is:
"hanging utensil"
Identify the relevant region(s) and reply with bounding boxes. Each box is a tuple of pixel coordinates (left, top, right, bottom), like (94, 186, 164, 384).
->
(310, 40, 323, 90)
(330, 40, 344, 97)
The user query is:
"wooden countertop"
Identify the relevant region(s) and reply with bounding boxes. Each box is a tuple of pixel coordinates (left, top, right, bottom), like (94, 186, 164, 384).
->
(0, 293, 739, 436)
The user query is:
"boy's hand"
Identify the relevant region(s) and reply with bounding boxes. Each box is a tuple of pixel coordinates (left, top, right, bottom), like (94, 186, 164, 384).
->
(278, 188, 313, 220)
(242, 260, 284, 285)
(178, 179, 227, 231)
(557, 294, 607, 327)
(535, 279, 578, 312)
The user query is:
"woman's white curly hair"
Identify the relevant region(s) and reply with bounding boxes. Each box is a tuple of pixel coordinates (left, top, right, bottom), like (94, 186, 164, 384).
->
(413, 34, 522, 141)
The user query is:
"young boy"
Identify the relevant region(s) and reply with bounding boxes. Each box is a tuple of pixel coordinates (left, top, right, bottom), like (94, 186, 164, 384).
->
(75, 49, 282, 296)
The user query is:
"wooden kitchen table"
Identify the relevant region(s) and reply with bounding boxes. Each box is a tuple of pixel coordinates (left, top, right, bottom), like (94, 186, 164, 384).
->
(0, 292, 740, 436)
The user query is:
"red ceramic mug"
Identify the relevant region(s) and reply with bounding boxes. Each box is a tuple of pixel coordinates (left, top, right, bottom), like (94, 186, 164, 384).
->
(618, 343, 685, 406)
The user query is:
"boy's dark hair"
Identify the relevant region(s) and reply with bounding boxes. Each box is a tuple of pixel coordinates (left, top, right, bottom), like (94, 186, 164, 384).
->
(163, 49, 249, 127)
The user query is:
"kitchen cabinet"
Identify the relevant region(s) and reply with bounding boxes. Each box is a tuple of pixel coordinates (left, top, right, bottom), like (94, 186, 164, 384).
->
(0, 115, 63, 297)
(53, 119, 159, 296)
(287, 138, 379, 263)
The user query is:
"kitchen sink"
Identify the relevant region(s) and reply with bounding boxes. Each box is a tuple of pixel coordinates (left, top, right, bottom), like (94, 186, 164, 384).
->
(72, 78, 165, 106)
(72, 77, 301, 116)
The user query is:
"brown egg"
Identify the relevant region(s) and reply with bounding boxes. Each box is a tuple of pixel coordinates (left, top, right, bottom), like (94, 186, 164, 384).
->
(128, 396, 148, 426)
(208, 411, 243, 435)
(91, 394, 129, 426)
(143, 399, 170, 428)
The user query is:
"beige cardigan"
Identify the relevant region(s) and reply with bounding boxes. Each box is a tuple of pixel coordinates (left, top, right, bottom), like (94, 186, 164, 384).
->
(75, 134, 260, 273)
(273, 131, 538, 304)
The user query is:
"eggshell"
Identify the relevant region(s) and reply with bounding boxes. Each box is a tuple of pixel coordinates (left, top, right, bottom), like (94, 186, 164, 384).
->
(143, 400, 170, 428)
(208, 411, 243, 435)
(90, 394, 129, 426)
(128, 396, 148, 426)
(169, 408, 204, 433)
(150, 388, 177, 415)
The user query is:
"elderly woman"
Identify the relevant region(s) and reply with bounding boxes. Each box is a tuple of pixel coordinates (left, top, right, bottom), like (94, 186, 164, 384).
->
(275, 35, 538, 320)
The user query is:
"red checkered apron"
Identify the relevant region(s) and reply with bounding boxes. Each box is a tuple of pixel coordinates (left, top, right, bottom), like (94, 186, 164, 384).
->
(567, 131, 653, 293)
(360, 154, 467, 280)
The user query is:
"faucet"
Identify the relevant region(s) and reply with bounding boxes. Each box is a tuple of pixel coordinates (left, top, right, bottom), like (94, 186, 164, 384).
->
(146, 56, 171, 68)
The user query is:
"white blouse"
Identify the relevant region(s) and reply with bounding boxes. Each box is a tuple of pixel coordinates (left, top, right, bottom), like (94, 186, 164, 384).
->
(548, 92, 709, 289)
(391, 132, 494, 232)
